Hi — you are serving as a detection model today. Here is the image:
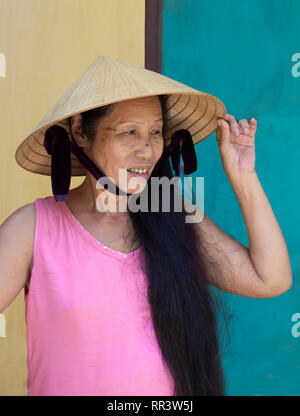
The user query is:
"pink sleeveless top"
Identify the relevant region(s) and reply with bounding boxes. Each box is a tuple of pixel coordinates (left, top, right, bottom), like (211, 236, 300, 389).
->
(24, 196, 175, 396)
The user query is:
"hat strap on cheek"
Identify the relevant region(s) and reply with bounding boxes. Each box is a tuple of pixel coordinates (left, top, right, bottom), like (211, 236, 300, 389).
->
(44, 125, 131, 200)
(44, 126, 197, 202)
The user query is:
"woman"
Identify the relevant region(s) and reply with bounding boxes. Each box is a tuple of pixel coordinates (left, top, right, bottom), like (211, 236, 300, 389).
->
(0, 56, 292, 396)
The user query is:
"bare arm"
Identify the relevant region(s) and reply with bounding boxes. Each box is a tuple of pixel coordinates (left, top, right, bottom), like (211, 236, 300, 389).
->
(183, 200, 292, 298)
(0, 203, 35, 313)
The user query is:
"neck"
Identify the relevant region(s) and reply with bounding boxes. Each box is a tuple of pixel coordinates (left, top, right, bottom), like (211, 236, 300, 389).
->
(70, 173, 130, 222)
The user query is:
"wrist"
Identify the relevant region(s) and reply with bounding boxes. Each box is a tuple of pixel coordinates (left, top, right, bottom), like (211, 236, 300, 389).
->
(227, 170, 259, 202)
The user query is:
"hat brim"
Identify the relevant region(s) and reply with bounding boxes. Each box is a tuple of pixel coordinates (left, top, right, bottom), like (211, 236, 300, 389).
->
(15, 92, 225, 177)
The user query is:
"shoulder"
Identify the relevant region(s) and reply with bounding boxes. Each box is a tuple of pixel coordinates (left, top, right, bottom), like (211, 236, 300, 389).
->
(182, 200, 225, 243)
(1, 202, 36, 229)
(0, 202, 36, 251)
(0, 202, 36, 287)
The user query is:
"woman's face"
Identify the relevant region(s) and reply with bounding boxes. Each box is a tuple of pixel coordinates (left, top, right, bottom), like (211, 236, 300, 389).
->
(81, 96, 164, 194)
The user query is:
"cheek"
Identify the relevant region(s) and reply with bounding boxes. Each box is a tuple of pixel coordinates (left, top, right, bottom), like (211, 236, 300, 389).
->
(108, 149, 129, 175)
(155, 139, 164, 159)
(94, 139, 125, 166)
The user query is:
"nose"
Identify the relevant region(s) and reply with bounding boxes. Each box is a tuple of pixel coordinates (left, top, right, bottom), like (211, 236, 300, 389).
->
(133, 136, 155, 159)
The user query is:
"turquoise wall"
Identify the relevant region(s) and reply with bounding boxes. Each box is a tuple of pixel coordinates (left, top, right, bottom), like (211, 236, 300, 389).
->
(162, 0, 300, 395)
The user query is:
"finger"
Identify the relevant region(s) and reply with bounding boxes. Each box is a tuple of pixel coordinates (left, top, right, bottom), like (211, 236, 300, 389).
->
(220, 116, 240, 136)
(249, 118, 257, 136)
(238, 119, 250, 135)
(216, 119, 231, 146)
(226, 115, 241, 136)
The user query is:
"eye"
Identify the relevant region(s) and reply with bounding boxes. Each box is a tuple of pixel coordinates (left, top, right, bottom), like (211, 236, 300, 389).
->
(122, 129, 162, 135)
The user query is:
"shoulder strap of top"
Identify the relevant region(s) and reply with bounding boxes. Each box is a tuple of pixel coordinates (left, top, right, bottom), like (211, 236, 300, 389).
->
(33, 195, 62, 242)
(30, 196, 64, 281)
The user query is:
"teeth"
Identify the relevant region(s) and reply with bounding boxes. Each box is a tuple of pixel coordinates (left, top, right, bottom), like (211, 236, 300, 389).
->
(127, 168, 148, 174)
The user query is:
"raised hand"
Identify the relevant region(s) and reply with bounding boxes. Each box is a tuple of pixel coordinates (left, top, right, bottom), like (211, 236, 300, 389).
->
(216, 114, 257, 181)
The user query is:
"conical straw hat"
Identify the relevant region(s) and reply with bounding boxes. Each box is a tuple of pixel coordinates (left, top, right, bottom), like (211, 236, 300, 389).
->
(15, 55, 226, 176)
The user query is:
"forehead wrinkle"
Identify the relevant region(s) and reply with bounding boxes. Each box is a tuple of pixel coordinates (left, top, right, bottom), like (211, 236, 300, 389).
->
(116, 118, 163, 126)
(103, 118, 163, 132)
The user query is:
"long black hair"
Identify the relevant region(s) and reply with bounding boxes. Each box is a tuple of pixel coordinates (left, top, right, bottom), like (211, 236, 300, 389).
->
(68, 95, 232, 396)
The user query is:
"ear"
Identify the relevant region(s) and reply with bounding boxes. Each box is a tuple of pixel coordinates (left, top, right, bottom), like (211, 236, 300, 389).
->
(70, 114, 89, 148)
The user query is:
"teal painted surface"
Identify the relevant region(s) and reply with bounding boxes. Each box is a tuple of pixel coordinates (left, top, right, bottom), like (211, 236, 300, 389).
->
(162, 0, 300, 395)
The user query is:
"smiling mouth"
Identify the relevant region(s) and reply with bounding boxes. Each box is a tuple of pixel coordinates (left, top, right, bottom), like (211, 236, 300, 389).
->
(126, 169, 150, 179)
(127, 168, 149, 174)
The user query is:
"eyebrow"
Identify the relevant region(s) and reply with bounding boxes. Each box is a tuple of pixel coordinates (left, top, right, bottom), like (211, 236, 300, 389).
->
(116, 118, 163, 126)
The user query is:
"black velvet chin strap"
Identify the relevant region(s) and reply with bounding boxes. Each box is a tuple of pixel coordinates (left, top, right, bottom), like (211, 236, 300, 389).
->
(44, 124, 197, 202)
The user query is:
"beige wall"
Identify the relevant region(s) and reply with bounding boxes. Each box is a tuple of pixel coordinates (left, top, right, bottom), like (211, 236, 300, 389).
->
(0, 0, 145, 395)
